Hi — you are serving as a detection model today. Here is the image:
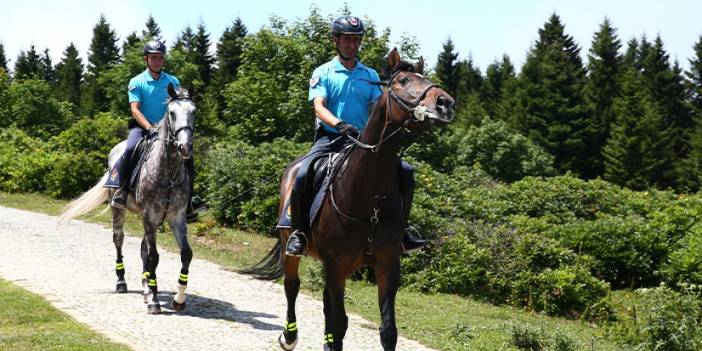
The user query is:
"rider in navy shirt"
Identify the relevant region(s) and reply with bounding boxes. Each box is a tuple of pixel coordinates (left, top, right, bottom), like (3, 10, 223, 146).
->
(285, 16, 426, 256)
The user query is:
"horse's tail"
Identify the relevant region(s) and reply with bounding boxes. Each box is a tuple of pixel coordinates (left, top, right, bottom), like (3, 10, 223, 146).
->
(239, 238, 283, 280)
(58, 172, 111, 226)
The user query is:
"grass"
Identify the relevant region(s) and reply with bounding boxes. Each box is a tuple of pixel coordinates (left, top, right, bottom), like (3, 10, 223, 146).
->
(0, 278, 131, 351)
(0, 191, 624, 350)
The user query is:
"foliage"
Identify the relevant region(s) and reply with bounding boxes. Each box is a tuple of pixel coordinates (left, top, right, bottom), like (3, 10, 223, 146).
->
(201, 138, 308, 233)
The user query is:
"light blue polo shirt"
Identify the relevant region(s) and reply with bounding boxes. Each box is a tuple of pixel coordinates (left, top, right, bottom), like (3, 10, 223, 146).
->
(308, 57, 383, 133)
(127, 70, 181, 124)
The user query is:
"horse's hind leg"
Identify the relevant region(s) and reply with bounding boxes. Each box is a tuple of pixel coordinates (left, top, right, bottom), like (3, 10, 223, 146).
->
(167, 213, 192, 312)
(140, 211, 161, 314)
(374, 258, 401, 351)
(112, 206, 128, 293)
(279, 234, 301, 350)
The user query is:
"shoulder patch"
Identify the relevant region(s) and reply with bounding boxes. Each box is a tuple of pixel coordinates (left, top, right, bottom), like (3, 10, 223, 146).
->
(309, 76, 320, 88)
(128, 85, 137, 91)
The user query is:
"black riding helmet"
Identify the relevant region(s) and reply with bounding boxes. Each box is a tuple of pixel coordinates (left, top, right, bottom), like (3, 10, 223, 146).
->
(143, 40, 167, 56)
(331, 16, 364, 37)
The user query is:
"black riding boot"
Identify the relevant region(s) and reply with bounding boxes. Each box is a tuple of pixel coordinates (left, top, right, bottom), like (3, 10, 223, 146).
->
(110, 157, 132, 210)
(399, 163, 426, 253)
(286, 186, 308, 257)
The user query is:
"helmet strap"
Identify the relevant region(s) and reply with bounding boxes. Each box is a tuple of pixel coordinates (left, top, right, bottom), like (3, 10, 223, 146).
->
(145, 57, 162, 76)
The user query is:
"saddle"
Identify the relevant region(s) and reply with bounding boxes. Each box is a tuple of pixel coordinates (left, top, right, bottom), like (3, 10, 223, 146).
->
(127, 137, 155, 191)
(277, 144, 353, 229)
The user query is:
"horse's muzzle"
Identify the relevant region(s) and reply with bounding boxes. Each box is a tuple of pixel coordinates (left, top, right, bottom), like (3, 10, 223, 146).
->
(178, 143, 193, 159)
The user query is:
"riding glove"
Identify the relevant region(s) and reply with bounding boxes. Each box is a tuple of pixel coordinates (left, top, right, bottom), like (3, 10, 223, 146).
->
(334, 121, 360, 138)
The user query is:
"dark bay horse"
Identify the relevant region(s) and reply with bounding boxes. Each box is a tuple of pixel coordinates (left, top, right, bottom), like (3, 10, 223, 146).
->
(59, 84, 195, 314)
(245, 49, 454, 350)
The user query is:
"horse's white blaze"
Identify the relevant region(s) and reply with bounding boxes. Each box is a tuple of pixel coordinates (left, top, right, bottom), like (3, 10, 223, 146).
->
(174, 284, 187, 304)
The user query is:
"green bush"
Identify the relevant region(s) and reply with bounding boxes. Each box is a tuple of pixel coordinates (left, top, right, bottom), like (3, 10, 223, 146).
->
(201, 138, 308, 233)
(52, 113, 127, 156)
(610, 285, 702, 350)
(661, 228, 702, 286)
(45, 152, 105, 199)
(0, 127, 53, 193)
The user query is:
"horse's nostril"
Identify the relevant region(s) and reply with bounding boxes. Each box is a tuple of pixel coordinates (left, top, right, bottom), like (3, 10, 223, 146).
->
(437, 96, 446, 106)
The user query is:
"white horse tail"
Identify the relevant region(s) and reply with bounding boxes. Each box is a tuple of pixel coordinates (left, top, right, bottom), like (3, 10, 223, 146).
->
(58, 172, 111, 226)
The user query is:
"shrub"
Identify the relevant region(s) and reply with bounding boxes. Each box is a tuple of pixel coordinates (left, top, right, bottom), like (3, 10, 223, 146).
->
(201, 138, 308, 233)
(45, 151, 105, 199)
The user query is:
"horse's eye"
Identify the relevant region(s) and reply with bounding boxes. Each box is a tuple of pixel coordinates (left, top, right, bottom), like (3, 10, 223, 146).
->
(399, 77, 410, 85)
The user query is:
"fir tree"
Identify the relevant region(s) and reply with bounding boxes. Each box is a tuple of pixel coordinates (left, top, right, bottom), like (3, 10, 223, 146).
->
(584, 17, 622, 177)
(86, 14, 120, 76)
(142, 15, 162, 40)
(622, 37, 638, 69)
(84, 14, 120, 115)
(0, 42, 7, 72)
(603, 67, 655, 189)
(173, 26, 196, 61)
(434, 37, 461, 98)
(55, 42, 83, 108)
(122, 31, 140, 56)
(511, 13, 593, 177)
(215, 17, 247, 85)
(39, 48, 55, 84)
(457, 56, 482, 98)
(193, 21, 214, 86)
(14, 45, 41, 79)
(688, 36, 702, 113)
(639, 35, 691, 187)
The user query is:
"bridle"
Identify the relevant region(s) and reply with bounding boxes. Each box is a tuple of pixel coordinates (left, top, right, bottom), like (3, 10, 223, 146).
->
(162, 97, 194, 147)
(346, 70, 445, 153)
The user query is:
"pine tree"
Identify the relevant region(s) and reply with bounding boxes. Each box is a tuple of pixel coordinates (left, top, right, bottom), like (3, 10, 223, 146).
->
(689, 36, 702, 113)
(122, 31, 140, 56)
(215, 17, 248, 86)
(55, 42, 83, 108)
(622, 38, 638, 68)
(685, 36, 702, 189)
(0, 42, 7, 72)
(173, 26, 196, 61)
(639, 35, 691, 187)
(39, 48, 55, 84)
(434, 37, 461, 98)
(83, 14, 120, 115)
(14, 45, 41, 79)
(603, 67, 657, 189)
(511, 13, 593, 177)
(584, 17, 622, 177)
(87, 15, 120, 76)
(142, 15, 162, 40)
(193, 21, 214, 86)
(457, 56, 482, 98)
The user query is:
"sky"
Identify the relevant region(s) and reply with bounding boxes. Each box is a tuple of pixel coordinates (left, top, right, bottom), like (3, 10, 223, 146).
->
(2, 0, 701, 73)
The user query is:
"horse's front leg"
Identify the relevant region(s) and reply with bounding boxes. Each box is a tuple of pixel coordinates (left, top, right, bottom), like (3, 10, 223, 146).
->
(141, 210, 161, 314)
(280, 232, 301, 350)
(374, 256, 401, 351)
(112, 206, 128, 293)
(167, 211, 192, 312)
(323, 265, 348, 351)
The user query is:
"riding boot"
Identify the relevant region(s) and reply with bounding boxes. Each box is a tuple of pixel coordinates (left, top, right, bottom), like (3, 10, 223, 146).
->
(286, 187, 308, 257)
(110, 157, 132, 210)
(399, 162, 427, 253)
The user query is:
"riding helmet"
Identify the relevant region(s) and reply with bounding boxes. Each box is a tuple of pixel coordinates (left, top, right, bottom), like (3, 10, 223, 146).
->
(143, 40, 167, 56)
(332, 16, 364, 36)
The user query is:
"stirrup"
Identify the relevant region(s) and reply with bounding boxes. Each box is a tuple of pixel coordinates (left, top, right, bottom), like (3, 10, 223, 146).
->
(110, 189, 127, 210)
(285, 230, 308, 257)
(401, 225, 427, 254)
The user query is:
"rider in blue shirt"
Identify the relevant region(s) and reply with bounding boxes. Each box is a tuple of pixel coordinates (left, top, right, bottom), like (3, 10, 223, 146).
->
(106, 40, 188, 209)
(285, 16, 426, 256)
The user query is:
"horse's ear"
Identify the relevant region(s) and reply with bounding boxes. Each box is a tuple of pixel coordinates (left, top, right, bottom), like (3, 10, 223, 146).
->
(415, 56, 425, 75)
(386, 48, 401, 71)
(167, 83, 177, 100)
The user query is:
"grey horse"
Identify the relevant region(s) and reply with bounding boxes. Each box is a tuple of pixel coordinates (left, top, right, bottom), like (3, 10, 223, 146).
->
(59, 84, 195, 314)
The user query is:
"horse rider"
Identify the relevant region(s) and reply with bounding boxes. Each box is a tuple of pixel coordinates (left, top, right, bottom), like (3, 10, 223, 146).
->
(285, 15, 426, 257)
(106, 39, 194, 210)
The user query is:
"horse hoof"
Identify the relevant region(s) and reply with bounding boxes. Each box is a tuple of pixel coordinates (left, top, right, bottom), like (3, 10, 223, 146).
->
(172, 300, 186, 312)
(116, 283, 128, 293)
(322, 343, 333, 351)
(278, 333, 297, 350)
(147, 303, 161, 314)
